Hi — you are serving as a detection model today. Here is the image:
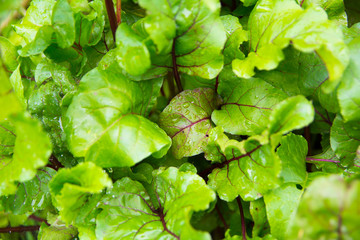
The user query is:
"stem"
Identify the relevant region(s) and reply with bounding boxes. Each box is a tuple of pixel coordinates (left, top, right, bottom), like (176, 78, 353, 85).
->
(306, 158, 340, 163)
(236, 197, 247, 240)
(29, 215, 49, 226)
(215, 75, 219, 93)
(215, 205, 228, 229)
(0, 226, 40, 233)
(105, 0, 118, 42)
(171, 39, 183, 92)
(48, 154, 64, 170)
(116, 0, 121, 25)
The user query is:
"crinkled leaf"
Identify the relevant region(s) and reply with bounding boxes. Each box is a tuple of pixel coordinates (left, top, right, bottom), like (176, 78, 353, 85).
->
(277, 133, 307, 184)
(337, 36, 360, 122)
(15, 0, 75, 56)
(38, 222, 78, 240)
(96, 167, 215, 240)
(1, 167, 56, 215)
(264, 184, 303, 240)
(159, 88, 221, 159)
(330, 114, 360, 167)
(0, 114, 52, 196)
(64, 65, 171, 167)
(206, 127, 281, 201)
(49, 162, 112, 225)
(115, 0, 227, 80)
(211, 76, 288, 136)
(232, 0, 348, 92)
(289, 175, 360, 239)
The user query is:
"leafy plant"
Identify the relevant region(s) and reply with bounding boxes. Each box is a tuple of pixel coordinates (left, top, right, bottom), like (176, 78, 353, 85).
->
(0, 0, 360, 239)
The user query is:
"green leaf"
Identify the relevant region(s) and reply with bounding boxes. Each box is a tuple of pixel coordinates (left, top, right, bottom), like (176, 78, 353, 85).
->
(232, 0, 349, 92)
(38, 222, 78, 240)
(268, 95, 315, 138)
(264, 184, 303, 240)
(0, 65, 23, 121)
(1, 167, 56, 215)
(211, 76, 288, 136)
(277, 133, 307, 184)
(297, 0, 347, 25)
(289, 175, 360, 239)
(250, 198, 268, 237)
(9, 65, 26, 107)
(115, 0, 227, 80)
(337, 36, 360, 122)
(49, 162, 112, 225)
(0, 37, 18, 72)
(15, 0, 76, 56)
(0, 113, 52, 196)
(159, 88, 221, 159)
(96, 167, 215, 240)
(206, 127, 281, 201)
(330, 114, 360, 167)
(64, 65, 171, 167)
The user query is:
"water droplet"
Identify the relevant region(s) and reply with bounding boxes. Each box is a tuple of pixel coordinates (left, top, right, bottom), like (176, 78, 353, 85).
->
(183, 102, 190, 108)
(168, 106, 172, 112)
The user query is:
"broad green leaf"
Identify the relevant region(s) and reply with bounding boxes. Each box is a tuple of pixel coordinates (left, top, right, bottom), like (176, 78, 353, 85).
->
(0, 37, 18, 72)
(330, 114, 360, 167)
(38, 222, 78, 240)
(15, 0, 76, 56)
(211, 76, 288, 136)
(0, 114, 52, 196)
(337, 36, 360, 122)
(49, 162, 112, 225)
(289, 175, 360, 239)
(159, 88, 221, 159)
(277, 133, 307, 184)
(206, 127, 281, 201)
(64, 64, 171, 167)
(9, 65, 26, 107)
(264, 184, 303, 240)
(96, 167, 215, 240)
(0, 64, 22, 121)
(297, 0, 347, 25)
(250, 198, 269, 237)
(232, 0, 349, 92)
(1, 167, 56, 215)
(268, 95, 315, 139)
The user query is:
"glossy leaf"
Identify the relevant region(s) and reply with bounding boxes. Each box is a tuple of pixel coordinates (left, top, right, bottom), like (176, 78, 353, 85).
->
(1, 167, 56, 215)
(38, 222, 78, 240)
(212, 76, 288, 136)
(64, 65, 171, 167)
(96, 167, 215, 240)
(0, 37, 18, 72)
(232, 0, 349, 92)
(49, 162, 112, 225)
(290, 175, 360, 239)
(250, 198, 268, 237)
(206, 127, 281, 201)
(0, 114, 52, 196)
(159, 88, 221, 159)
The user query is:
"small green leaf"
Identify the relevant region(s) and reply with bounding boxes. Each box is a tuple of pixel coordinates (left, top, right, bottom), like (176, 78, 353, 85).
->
(96, 167, 215, 240)
(0, 37, 18, 72)
(277, 133, 307, 184)
(159, 88, 221, 159)
(49, 162, 112, 225)
(38, 222, 78, 240)
(250, 198, 269, 237)
(206, 127, 281, 201)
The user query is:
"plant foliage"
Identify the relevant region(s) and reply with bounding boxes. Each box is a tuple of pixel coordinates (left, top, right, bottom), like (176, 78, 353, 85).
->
(0, 0, 360, 239)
